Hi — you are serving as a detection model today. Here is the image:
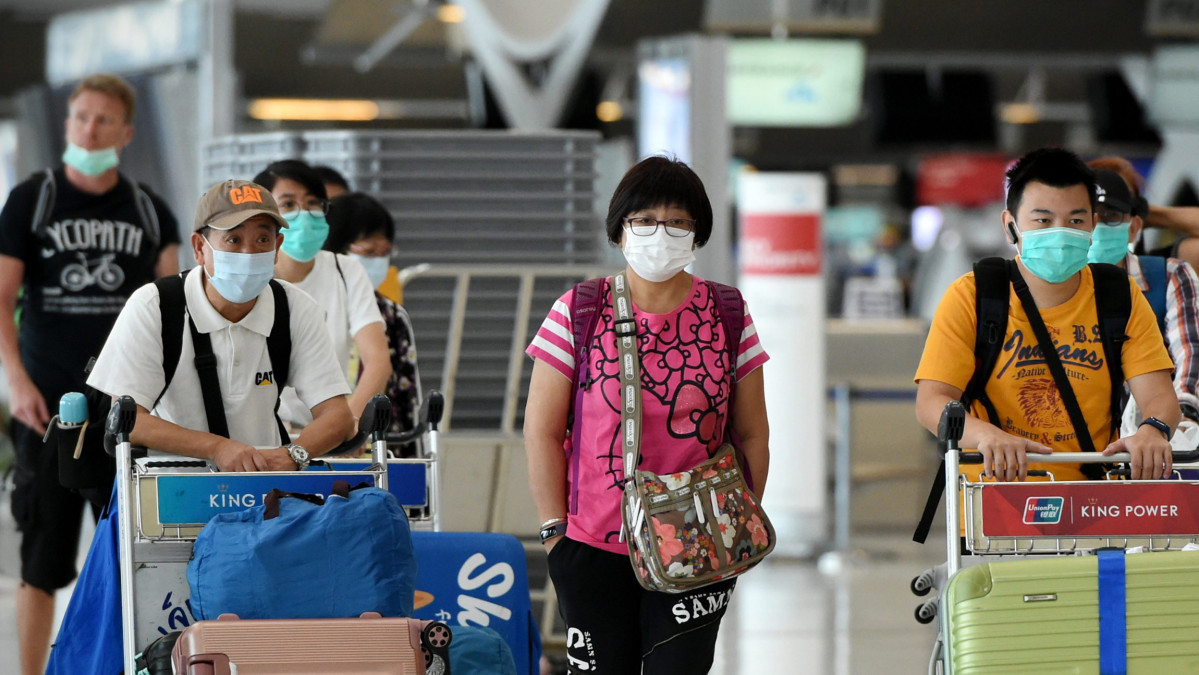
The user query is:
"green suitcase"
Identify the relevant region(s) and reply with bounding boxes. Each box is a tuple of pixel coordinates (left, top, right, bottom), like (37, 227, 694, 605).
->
(944, 550, 1199, 674)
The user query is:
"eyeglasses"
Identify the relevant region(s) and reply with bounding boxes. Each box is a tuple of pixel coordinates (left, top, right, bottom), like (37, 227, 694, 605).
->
(622, 217, 696, 237)
(277, 199, 329, 217)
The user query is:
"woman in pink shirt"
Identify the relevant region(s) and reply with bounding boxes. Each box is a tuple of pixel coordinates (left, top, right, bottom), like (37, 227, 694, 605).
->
(524, 156, 771, 674)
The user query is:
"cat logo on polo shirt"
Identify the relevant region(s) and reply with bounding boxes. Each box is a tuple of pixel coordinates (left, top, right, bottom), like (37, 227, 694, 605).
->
(255, 370, 274, 386)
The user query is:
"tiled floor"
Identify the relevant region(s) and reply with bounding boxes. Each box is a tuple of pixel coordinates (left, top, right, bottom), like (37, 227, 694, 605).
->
(0, 478, 946, 674)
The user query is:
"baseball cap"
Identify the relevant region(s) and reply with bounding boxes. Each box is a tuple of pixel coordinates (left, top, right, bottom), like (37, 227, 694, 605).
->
(1093, 169, 1135, 215)
(193, 179, 289, 232)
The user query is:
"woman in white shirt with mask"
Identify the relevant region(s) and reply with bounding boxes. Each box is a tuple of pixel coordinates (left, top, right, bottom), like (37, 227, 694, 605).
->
(253, 160, 391, 426)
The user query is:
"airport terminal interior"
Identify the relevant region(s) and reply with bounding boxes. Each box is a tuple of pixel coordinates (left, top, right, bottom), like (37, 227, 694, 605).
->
(0, 0, 1196, 673)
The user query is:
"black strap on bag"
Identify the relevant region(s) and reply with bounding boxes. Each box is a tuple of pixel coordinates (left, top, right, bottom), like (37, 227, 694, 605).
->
(188, 315, 230, 439)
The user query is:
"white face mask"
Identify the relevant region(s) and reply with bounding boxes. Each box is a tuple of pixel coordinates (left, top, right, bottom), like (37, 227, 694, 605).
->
(349, 253, 389, 289)
(622, 229, 696, 282)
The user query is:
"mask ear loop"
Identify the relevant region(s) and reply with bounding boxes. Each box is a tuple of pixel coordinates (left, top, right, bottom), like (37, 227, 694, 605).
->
(1007, 221, 1020, 245)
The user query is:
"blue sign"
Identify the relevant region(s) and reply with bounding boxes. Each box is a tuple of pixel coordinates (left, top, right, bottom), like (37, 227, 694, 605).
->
(411, 532, 540, 675)
(156, 463, 427, 525)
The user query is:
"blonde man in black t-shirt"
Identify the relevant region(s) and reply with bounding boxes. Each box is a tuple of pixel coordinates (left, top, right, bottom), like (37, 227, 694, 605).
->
(0, 73, 180, 675)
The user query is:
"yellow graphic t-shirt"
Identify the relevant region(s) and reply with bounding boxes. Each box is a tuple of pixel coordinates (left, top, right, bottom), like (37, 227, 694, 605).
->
(915, 265, 1174, 481)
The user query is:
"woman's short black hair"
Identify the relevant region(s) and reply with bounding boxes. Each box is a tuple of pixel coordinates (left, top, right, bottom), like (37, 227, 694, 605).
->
(605, 155, 713, 247)
(323, 192, 395, 253)
(252, 159, 328, 201)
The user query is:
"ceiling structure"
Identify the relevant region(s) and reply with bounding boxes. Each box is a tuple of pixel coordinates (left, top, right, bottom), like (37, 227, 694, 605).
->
(0, 0, 1186, 163)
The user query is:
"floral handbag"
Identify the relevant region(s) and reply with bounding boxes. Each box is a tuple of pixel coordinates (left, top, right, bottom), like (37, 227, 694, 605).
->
(610, 273, 776, 593)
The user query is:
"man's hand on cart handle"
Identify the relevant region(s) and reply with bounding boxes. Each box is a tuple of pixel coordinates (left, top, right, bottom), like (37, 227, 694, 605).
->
(975, 424, 1052, 483)
(1104, 426, 1173, 480)
(212, 440, 290, 472)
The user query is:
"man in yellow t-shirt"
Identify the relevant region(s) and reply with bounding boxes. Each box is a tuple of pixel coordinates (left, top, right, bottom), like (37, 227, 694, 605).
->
(915, 148, 1179, 482)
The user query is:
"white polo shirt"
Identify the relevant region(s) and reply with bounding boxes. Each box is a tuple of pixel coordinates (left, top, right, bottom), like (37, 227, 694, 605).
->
(279, 251, 383, 426)
(87, 267, 351, 448)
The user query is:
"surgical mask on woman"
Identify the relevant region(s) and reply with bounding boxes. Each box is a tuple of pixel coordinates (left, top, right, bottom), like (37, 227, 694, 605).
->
(62, 142, 119, 176)
(203, 238, 275, 303)
(1019, 226, 1092, 284)
(280, 210, 330, 262)
(622, 229, 696, 283)
(1087, 222, 1132, 265)
(350, 253, 390, 289)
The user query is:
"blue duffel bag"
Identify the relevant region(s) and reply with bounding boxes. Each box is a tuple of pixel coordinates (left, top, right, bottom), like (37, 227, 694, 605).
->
(188, 480, 417, 620)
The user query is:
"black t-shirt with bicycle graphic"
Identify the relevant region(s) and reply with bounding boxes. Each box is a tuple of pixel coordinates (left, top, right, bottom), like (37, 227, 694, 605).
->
(0, 168, 180, 400)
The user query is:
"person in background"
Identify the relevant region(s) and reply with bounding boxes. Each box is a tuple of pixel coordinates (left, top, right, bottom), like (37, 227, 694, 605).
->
(324, 191, 402, 303)
(524, 156, 771, 673)
(1085, 160, 1199, 446)
(313, 164, 350, 199)
(0, 73, 181, 675)
(325, 192, 421, 439)
(252, 160, 391, 427)
(915, 148, 1178, 484)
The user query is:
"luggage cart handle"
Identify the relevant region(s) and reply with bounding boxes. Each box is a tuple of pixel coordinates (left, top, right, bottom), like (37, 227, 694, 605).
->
(385, 390, 445, 445)
(958, 449, 1199, 464)
(324, 394, 392, 456)
(105, 395, 137, 444)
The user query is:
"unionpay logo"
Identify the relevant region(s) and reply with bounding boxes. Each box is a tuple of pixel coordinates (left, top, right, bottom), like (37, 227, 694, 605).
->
(1023, 497, 1064, 524)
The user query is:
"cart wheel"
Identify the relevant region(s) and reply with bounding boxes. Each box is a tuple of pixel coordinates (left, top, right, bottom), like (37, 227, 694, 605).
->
(915, 600, 938, 624)
(421, 621, 452, 675)
(911, 570, 935, 596)
(422, 621, 452, 649)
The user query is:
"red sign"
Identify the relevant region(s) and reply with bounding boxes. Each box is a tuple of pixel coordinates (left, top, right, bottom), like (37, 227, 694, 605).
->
(739, 213, 822, 275)
(980, 482, 1199, 537)
(916, 154, 1010, 208)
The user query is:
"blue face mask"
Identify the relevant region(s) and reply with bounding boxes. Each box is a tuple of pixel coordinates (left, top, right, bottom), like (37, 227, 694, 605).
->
(62, 142, 119, 176)
(203, 238, 276, 304)
(1087, 221, 1132, 266)
(350, 253, 390, 289)
(1018, 226, 1092, 284)
(280, 210, 330, 263)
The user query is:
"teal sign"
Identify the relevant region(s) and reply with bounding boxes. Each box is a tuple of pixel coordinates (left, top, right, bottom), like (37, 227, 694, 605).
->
(156, 462, 428, 525)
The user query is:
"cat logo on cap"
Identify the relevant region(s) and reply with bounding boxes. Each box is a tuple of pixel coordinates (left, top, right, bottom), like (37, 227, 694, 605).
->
(230, 185, 264, 205)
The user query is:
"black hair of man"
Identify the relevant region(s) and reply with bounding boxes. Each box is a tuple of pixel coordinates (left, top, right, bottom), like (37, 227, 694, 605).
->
(313, 165, 350, 192)
(604, 155, 714, 248)
(1005, 147, 1096, 216)
(252, 159, 328, 201)
(323, 192, 395, 253)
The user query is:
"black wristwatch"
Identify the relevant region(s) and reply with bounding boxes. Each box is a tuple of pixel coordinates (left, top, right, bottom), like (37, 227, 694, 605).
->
(1139, 417, 1172, 440)
(539, 521, 568, 544)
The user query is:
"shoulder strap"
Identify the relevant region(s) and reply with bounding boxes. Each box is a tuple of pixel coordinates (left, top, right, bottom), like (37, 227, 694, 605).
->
(129, 181, 161, 248)
(1137, 255, 1168, 334)
(152, 273, 187, 410)
(1010, 261, 1098, 455)
(707, 280, 745, 374)
(267, 280, 292, 445)
(964, 257, 1010, 426)
(31, 169, 56, 237)
(267, 280, 291, 389)
(188, 314, 230, 439)
(569, 277, 607, 396)
(610, 273, 643, 482)
(1090, 262, 1131, 438)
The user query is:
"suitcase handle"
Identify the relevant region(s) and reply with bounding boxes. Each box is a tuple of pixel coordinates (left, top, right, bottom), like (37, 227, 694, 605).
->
(185, 653, 231, 675)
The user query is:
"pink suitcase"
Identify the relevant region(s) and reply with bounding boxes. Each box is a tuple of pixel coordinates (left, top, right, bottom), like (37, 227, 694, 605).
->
(171, 612, 452, 674)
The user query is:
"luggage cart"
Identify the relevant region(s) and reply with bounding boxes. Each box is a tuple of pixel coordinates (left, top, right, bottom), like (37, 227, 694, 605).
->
(109, 392, 445, 674)
(916, 401, 1199, 674)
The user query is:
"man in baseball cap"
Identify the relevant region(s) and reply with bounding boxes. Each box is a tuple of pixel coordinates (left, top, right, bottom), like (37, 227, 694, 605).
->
(1086, 159, 1199, 454)
(85, 177, 354, 471)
